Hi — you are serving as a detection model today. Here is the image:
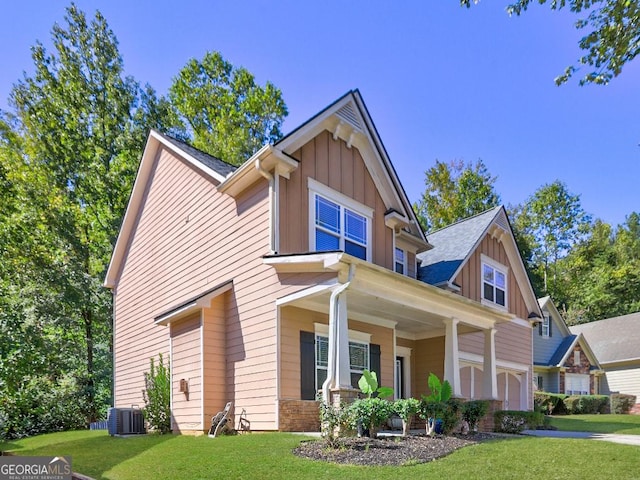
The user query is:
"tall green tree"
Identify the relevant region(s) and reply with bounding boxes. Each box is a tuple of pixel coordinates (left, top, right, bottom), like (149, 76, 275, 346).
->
(559, 213, 640, 324)
(1, 3, 177, 432)
(510, 180, 591, 299)
(413, 159, 500, 231)
(461, 0, 640, 85)
(169, 51, 288, 165)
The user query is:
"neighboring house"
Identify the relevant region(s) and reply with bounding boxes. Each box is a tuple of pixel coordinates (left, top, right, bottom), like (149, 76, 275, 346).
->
(104, 90, 541, 434)
(570, 312, 640, 408)
(533, 296, 603, 395)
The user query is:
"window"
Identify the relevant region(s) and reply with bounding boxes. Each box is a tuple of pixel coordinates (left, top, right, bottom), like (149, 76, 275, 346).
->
(565, 373, 589, 395)
(541, 315, 550, 337)
(315, 335, 369, 391)
(309, 179, 372, 261)
(394, 247, 406, 274)
(482, 262, 507, 307)
(536, 375, 544, 391)
(574, 350, 581, 365)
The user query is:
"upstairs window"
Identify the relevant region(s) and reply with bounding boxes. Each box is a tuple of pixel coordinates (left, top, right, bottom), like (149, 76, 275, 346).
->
(482, 261, 507, 307)
(542, 315, 550, 338)
(309, 179, 372, 261)
(394, 247, 406, 274)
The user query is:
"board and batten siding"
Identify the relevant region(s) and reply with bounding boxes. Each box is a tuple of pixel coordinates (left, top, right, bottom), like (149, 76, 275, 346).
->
(170, 314, 202, 431)
(458, 320, 532, 367)
(113, 145, 283, 430)
(278, 130, 394, 270)
(454, 234, 529, 321)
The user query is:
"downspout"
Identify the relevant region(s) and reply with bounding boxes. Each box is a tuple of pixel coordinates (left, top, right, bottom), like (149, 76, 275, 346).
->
(255, 158, 277, 254)
(322, 264, 356, 403)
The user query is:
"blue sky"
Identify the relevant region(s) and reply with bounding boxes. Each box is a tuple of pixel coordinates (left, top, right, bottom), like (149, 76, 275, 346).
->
(2, 1, 638, 227)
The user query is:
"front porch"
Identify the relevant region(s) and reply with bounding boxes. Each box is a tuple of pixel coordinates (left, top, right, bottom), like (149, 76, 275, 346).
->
(268, 252, 518, 431)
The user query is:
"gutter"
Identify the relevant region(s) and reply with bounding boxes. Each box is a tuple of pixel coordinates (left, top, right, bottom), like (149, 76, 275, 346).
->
(322, 264, 356, 403)
(255, 158, 277, 254)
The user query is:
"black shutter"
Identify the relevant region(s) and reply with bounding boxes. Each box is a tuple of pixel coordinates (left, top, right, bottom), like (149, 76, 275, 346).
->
(538, 320, 543, 336)
(300, 331, 316, 400)
(370, 343, 381, 387)
(549, 319, 552, 337)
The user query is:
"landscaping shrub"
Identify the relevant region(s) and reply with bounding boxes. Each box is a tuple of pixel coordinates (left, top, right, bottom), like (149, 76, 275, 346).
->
(142, 354, 171, 434)
(494, 410, 544, 433)
(610, 394, 637, 414)
(563, 395, 609, 414)
(347, 397, 393, 436)
(461, 400, 489, 432)
(319, 401, 352, 446)
(534, 391, 568, 414)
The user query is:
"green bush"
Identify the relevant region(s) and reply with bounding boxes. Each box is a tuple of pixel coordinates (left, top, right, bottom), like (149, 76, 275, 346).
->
(347, 397, 392, 434)
(494, 410, 544, 434)
(534, 391, 568, 414)
(563, 395, 609, 414)
(0, 374, 87, 440)
(461, 400, 489, 432)
(419, 398, 461, 435)
(142, 354, 171, 434)
(319, 401, 352, 446)
(610, 394, 637, 414)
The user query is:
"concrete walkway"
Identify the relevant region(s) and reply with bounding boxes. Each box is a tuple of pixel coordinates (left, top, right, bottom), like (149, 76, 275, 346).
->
(522, 429, 640, 446)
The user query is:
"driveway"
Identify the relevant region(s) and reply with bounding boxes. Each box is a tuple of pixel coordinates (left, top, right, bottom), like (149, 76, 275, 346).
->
(522, 429, 640, 446)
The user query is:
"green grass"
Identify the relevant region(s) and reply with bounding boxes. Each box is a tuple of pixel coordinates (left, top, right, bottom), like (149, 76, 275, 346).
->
(2, 430, 640, 479)
(549, 414, 640, 434)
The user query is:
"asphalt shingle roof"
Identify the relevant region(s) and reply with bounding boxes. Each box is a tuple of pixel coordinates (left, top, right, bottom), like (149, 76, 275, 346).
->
(154, 130, 237, 178)
(549, 335, 577, 366)
(417, 206, 502, 285)
(570, 312, 640, 363)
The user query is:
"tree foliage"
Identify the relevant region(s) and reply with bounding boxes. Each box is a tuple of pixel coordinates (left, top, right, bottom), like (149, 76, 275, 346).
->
(510, 180, 591, 298)
(558, 213, 640, 323)
(461, 0, 640, 85)
(413, 159, 500, 232)
(0, 4, 176, 436)
(169, 51, 288, 165)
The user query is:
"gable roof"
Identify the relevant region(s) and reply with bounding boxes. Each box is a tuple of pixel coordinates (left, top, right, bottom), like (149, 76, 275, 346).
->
(538, 296, 571, 337)
(417, 207, 503, 285)
(154, 131, 237, 178)
(416, 205, 541, 318)
(545, 334, 601, 369)
(570, 312, 640, 364)
(275, 89, 428, 244)
(104, 130, 235, 288)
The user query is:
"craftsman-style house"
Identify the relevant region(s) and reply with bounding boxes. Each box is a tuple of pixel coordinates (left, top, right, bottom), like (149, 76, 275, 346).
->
(105, 91, 541, 433)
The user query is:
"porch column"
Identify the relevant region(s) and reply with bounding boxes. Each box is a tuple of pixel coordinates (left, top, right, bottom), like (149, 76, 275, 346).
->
(482, 327, 498, 399)
(335, 292, 352, 389)
(443, 318, 461, 397)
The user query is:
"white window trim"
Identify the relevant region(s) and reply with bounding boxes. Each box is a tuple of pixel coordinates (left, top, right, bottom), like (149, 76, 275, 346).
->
(480, 254, 509, 311)
(394, 246, 407, 275)
(565, 373, 589, 395)
(574, 350, 581, 365)
(542, 314, 550, 338)
(395, 346, 412, 400)
(314, 323, 371, 391)
(308, 178, 373, 261)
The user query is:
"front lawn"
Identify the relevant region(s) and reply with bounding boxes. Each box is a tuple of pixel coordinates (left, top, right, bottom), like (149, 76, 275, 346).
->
(2, 430, 639, 479)
(549, 414, 640, 434)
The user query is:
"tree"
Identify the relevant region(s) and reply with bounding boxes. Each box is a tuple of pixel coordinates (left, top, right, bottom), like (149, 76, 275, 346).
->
(559, 213, 640, 323)
(169, 51, 288, 165)
(413, 159, 500, 231)
(1, 4, 176, 430)
(511, 180, 591, 298)
(461, 0, 640, 85)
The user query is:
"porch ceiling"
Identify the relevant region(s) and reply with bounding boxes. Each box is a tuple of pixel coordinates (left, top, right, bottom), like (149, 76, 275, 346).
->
(269, 252, 513, 338)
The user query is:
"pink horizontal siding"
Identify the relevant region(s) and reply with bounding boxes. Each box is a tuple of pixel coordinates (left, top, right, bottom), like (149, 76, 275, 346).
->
(170, 314, 202, 431)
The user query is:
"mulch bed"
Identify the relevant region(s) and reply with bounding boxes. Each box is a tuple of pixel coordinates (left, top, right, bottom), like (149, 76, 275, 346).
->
(293, 433, 498, 466)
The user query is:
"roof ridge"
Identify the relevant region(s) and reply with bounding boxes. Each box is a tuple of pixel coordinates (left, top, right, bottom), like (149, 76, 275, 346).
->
(425, 205, 503, 236)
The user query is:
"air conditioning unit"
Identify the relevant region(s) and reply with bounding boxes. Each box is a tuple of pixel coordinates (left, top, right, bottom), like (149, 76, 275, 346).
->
(107, 407, 146, 435)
